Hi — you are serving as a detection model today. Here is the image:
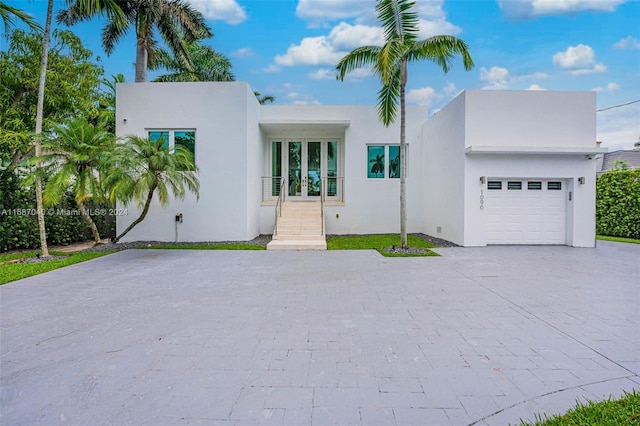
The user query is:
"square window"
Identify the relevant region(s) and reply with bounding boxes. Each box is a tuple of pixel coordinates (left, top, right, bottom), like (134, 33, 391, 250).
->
(174, 131, 195, 157)
(367, 145, 385, 179)
(149, 131, 169, 150)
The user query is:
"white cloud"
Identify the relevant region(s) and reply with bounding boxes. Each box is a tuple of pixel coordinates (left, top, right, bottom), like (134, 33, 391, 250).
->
(527, 84, 547, 91)
(513, 72, 549, 81)
(597, 102, 640, 151)
(406, 87, 438, 106)
(263, 64, 281, 73)
(480, 66, 510, 89)
(328, 22, 384, 49)
(308, 69, 335, 80)
(275, 36, 347, 67)
(593, 82, 621, 92)
(296, 0, 373, 26)
(231, 48, 253, 58)
(187, 0, 246, 24)
(553, 44, 607, 75)
(498, 0, 628, 20)
(613, 36, 640, 50)
(406, 83, 459, 108)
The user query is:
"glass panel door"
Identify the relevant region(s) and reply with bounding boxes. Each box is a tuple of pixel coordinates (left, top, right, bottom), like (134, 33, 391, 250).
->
(288, 141, 302, 197)
(307, 141, 321, 197)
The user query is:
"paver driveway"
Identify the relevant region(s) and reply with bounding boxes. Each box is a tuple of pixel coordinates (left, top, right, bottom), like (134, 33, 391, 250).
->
(1, 241, 638, 425)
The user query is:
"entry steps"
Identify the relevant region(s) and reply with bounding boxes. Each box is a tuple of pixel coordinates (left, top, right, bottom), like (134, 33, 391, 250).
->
(267, 201, 326, 250)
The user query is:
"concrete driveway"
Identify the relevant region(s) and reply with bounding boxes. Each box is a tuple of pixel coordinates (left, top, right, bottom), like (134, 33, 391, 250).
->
(1, 242, 638, 425)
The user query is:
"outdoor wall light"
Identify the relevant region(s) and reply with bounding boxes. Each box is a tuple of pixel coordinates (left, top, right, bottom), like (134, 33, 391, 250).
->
(479, 176, 486, 184)
(123, 118, 127, 123)
(578, 177, 585, 184)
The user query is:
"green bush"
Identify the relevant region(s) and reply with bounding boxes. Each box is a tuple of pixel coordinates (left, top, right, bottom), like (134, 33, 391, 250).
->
(596, 168, 640, 239)
(0, 169, 115, 252)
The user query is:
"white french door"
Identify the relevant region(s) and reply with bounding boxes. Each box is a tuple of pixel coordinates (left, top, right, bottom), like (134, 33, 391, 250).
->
(270, 139, 340, 200)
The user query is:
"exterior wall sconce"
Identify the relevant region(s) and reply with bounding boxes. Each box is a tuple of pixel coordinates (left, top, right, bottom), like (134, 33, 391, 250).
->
(123, 118, 127, 122)
(479, 176, 486, 184)
(578, 177, 585, 184)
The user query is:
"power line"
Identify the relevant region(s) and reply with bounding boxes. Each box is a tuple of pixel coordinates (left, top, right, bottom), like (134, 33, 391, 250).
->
(597, 99, 640, 112)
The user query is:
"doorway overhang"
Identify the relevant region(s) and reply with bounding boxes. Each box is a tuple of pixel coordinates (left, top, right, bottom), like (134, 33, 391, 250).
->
(259, 120, 350, 136)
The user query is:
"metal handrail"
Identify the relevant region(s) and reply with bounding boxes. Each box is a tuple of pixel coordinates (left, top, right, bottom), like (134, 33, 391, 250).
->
(319, 178, 325, 236)
(274, 177, 285, 235)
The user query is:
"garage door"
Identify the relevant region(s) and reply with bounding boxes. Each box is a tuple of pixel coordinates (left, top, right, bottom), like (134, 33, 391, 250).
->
(485, 179, 566, 244)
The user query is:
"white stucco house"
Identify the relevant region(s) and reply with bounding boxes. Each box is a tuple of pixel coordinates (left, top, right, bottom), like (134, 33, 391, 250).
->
(115, 82, 606, 248)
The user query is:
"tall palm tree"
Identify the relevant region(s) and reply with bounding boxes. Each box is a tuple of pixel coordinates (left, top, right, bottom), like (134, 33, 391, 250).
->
(58, 0, 212, 82)
(106, 135, 199, 243)
(0, 1, 43, 31)
(37, 117, 116, 244)
(336, 0, 474, 248)
(34, 0, 54, 257)
(150, 41, 234, 82)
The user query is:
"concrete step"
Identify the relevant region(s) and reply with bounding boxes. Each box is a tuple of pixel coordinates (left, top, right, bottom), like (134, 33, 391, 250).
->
(272, 234, 325, 241)
(267, 239, 327, 250)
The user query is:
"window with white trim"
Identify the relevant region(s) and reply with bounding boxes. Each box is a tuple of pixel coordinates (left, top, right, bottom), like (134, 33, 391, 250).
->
(367, 144, 405, 179)
(148, 130, 196, 159)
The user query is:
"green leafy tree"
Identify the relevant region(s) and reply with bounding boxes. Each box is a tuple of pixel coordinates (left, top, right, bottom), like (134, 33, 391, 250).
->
(0, 1, 43, 31)
(58, 0, 212, 82)
(0, 29, 104, 166)
(149, 41, 275, 104)
(150, 41, 234, 82)
(35, 117, 116, 244)
(106, 135, 200, 243)
(336, 0, 474, 248)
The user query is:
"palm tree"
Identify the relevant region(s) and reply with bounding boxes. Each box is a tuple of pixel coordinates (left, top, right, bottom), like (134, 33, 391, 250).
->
(37, 117, 116, 244)
(0, 1, 43, 31)
(150, 41, 234, 82)
(254, 92, 275, 105)
(34, 0, 54, 257)
(58, 0, 212, 82)
(106, 135, 199, 243)
(336, 0, 474, 248)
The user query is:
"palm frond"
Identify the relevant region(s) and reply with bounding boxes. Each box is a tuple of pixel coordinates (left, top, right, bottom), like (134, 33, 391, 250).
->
(408, 35, 475, 73)
(376, 0, 418, 43)
(0, 2, 43, 32)
(376, 66, 401, 126)
(336, 46, 381, 81)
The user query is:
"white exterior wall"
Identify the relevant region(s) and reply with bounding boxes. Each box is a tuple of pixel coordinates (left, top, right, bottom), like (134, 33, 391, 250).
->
(116, 82, 257, 242)
(424, 90, 598, 247)
(257, 105, 428, 235)
(421, 94, 467, 246)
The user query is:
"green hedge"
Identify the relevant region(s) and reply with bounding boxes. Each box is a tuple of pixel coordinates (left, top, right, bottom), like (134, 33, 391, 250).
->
(0, 169, 115, 252)
(596, 168, 640, 239)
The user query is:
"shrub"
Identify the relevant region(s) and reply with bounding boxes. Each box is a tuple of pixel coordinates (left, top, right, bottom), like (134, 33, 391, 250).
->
(0, 169, 115, 252)
(596, 168, 640, 239)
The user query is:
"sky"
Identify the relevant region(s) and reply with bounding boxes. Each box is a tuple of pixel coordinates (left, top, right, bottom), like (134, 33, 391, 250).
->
(4, 0, 640, 151)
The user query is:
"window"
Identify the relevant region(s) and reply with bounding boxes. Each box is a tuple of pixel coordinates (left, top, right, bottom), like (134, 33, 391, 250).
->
(148, 130, 196, 158)
(367, 145, 404, 179)
(487, 181, 502, 190)
(548, 181, 562, 190)
(528, 181, 542, 190)
(507, 181, 522, 190)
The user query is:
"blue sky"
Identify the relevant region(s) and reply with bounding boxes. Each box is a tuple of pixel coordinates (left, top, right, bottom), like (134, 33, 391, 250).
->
(4, 0, 640, 150)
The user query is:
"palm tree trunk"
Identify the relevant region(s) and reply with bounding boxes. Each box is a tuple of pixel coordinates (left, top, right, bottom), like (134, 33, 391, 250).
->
(113, 185, 156, 243)
(135, 36, 147, 82)
(78, 200, 102, 244)
(399, 59, 408, 249)
(34, 0, 53, 257)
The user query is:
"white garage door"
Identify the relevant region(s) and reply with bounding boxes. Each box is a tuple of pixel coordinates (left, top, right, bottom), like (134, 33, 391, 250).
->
(485, 179, 566, 245)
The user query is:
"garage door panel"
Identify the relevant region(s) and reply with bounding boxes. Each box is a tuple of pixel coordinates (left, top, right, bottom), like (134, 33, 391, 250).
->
(486, 179, 566, 245)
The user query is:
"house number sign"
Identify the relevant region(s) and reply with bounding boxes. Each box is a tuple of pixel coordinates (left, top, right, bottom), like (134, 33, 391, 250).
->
(480, 190, 484, 210)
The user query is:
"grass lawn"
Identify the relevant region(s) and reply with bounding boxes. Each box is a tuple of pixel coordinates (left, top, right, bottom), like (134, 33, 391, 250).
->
(597, 235, 640, 245)
(0, 251, 113, 285)
(327, 234, 439, 257)
(141, 243, 265, 250)
(518, 389, 639, 426)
